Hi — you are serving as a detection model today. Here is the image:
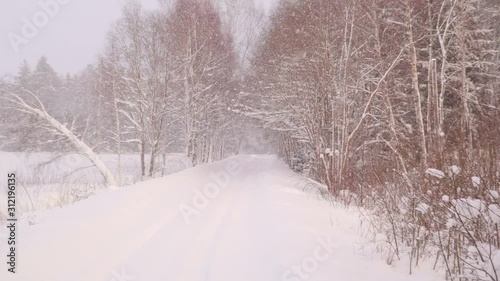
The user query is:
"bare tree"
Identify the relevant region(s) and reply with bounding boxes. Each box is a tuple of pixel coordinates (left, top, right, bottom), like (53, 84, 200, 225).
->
(2, 90, 117, 186)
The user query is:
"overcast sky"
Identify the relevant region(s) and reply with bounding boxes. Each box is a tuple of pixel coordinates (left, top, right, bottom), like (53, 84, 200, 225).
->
(0, 0, 274, 76)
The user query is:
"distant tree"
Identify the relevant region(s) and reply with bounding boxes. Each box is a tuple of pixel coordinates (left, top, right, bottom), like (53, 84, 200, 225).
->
(15, 60, 32, 90)
(168, 0, 238, 164)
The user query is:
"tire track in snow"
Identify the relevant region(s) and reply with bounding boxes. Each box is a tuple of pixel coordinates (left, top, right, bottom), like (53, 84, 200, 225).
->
(204, 173, 285, 281)
(172, 183, 239, 281)
(72, 201, 182, 281)
(202, 183, 245, 280)
(71, 175, 205, 281)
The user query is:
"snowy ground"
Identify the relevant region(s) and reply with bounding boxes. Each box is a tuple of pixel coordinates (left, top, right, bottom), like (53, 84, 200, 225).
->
(0, 152, 191, 217)
(0, 152, 191, 185)
(0, 155, 444, 281)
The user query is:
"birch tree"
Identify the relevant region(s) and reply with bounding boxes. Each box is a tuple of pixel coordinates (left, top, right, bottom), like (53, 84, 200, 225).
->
(2, 90, 117, 186)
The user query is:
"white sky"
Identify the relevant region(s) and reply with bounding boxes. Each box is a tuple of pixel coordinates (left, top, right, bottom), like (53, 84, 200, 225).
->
(0, 0, 274, 76)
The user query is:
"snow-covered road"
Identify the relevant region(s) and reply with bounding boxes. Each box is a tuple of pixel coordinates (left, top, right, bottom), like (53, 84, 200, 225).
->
(0, 155, 441, 281)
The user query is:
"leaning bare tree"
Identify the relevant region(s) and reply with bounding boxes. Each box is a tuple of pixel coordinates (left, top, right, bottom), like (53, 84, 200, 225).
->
(1, 89, 117, 186)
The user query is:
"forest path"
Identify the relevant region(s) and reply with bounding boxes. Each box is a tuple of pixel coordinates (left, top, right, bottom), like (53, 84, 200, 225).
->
(0, 155, 440, 281)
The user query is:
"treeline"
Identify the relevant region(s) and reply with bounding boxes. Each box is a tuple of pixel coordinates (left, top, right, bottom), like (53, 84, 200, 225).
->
(242, 0, 500, 279)
(0, 0, 265, 176)
(96, 0, 239, 176)
(246, 0, 500, 192)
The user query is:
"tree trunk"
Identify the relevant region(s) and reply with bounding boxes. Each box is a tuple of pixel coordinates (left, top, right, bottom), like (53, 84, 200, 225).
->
(149, 142, 157, 177)
(406, 1, 428, 167)
(8, 93, 117, 186)
(140, 139, 146, 177)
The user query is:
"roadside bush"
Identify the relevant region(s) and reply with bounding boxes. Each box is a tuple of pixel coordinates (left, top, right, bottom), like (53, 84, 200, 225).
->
(361, 166, 500, 280)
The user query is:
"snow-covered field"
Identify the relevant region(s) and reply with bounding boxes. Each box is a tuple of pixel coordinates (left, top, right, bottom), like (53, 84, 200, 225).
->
(0, 155, 443, 281)
(0, 152, 191, 219)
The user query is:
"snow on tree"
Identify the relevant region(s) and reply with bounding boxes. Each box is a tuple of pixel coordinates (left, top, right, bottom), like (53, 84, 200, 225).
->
(2, 89, 117, 186)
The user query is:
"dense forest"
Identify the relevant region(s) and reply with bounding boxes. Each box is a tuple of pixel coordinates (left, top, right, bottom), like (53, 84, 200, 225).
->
(1, 0, 500, 279)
